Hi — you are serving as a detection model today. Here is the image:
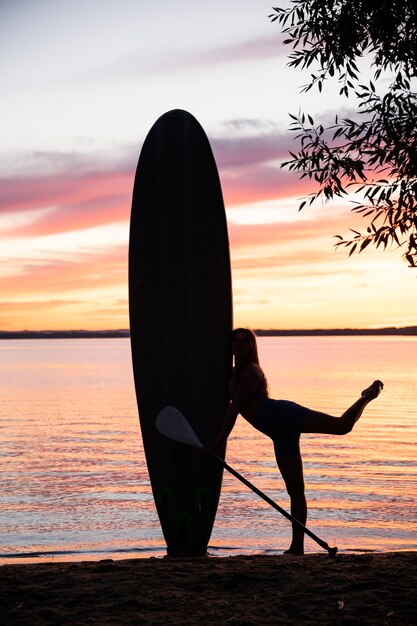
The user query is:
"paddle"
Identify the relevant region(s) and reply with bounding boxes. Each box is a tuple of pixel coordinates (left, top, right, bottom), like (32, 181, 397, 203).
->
(155, 406, 338, 556)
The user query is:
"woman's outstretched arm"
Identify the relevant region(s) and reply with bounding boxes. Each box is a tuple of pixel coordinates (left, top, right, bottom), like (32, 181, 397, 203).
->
(209, 368, 261, 448)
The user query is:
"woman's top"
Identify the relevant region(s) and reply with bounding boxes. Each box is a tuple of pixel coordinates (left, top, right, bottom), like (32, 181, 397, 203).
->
(228, 363, 268, 421)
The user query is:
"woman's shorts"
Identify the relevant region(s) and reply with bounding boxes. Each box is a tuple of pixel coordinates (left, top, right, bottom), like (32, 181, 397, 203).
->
(251, 398, 309, 458)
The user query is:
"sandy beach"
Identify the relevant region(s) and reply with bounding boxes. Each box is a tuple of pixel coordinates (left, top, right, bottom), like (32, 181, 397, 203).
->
(1, 552, 416, 625)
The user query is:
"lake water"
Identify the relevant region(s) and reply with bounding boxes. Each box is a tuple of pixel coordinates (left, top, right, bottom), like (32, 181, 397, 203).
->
(1, 337, 416, 563)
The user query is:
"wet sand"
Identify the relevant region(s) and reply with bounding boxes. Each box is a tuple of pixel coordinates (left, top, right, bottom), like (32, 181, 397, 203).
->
(1, 552, 416, 625)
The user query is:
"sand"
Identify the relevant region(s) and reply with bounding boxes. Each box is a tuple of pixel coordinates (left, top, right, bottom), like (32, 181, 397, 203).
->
(1, 552, 416, 625)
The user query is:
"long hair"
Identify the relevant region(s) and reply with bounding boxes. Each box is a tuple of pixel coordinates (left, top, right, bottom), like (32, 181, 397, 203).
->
(232, 328, 261, 377)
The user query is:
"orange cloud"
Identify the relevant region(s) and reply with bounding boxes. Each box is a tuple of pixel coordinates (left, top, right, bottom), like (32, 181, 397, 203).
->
(0, 297, 128, 331)
(227, 207, 361, 249)
(1, 246, 127, 297)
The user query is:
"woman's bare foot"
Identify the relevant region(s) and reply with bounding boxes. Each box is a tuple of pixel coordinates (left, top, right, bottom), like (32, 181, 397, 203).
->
(283, 545, 304, 556)
(361, 380, 384, 400)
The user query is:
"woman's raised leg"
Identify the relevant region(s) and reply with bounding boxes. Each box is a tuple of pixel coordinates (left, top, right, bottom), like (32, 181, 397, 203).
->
(299, 380, 383, 435)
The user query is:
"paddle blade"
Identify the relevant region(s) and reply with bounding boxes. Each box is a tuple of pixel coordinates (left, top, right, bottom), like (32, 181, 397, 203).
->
(155, 406, 203, 449)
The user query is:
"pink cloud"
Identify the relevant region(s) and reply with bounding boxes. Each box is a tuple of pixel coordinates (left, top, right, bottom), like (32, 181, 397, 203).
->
(194, 35, 286, 66)
(213, 128, 317, 205)
(0, 169, 133, 236)
(0, 126, 330, 238)
(102, 35, 287, 80)
(222, 164, 314, 206)
(212, 129, 291, 169)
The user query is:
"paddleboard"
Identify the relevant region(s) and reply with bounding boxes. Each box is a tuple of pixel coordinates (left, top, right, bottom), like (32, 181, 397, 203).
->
(129, 109, 232, 555)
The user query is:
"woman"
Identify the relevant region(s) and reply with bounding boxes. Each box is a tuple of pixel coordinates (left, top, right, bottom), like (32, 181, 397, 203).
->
(209, 328, 383, 555)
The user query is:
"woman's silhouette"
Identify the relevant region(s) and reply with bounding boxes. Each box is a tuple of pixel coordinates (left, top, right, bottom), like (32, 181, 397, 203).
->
(209, 328, 383, 555)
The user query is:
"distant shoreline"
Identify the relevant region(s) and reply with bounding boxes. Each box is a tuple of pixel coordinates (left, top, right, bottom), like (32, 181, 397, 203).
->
(0, 327, 416, 339)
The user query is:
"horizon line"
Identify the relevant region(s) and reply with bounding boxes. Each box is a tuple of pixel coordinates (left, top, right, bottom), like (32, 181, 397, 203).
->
(0, 326, 416, 339)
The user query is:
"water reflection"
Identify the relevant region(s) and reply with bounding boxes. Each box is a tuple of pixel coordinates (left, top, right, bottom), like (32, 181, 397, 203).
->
(1, 337, 416, 562)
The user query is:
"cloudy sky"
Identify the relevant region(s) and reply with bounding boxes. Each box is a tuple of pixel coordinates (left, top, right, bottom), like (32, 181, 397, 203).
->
(1, 0, 416, 331)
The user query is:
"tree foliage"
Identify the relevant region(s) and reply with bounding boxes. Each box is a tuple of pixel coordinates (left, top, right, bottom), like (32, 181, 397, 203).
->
(270, 0, 417, 266)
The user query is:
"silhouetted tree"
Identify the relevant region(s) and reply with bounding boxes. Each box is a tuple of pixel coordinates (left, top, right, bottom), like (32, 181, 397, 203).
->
(270, 1, 417, 266)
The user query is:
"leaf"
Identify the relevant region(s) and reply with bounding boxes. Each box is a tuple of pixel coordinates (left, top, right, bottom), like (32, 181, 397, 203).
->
(360, 239, 372, 251)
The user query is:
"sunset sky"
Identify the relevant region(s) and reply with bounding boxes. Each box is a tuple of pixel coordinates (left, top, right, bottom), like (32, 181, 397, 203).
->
(1, 0, 416, 331)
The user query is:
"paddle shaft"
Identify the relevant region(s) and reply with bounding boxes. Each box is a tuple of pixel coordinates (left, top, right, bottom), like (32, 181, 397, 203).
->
(210, 452, 338, 556)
